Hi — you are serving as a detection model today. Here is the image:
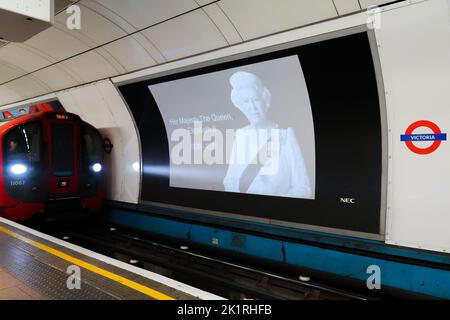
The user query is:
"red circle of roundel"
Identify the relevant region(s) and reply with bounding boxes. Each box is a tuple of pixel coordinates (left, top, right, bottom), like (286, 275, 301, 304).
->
(404, 120, 442, 155)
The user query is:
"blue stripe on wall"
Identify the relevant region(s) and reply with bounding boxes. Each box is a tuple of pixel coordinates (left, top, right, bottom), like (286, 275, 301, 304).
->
(106, 208, 450, 299)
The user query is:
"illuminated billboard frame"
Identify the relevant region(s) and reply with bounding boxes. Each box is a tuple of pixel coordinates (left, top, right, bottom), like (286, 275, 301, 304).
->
(117, 26, 388, 240)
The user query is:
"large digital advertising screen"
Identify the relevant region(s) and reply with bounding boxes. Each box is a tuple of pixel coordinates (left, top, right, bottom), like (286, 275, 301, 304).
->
(119, 31, 384, 235)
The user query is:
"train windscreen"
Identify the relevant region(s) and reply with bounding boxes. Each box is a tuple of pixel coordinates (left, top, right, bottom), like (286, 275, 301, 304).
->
(4, 122, 42, 165)
(51, 123, 74, 176)
(81, 124, 103, 167)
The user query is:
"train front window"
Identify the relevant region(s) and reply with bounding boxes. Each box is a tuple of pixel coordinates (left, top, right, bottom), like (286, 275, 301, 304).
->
(81, 124, 103, 171)
(51, 123, 74, 176)
(3, 122, 42, 172)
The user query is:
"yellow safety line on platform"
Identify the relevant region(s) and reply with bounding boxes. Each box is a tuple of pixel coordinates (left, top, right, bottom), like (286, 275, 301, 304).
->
(0, 225, 175, 300)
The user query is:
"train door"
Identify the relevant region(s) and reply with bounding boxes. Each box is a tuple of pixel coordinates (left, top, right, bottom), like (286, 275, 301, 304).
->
(44, 114, 80, 198)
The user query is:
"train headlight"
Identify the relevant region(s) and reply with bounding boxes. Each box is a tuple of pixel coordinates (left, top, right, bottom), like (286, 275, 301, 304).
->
(11, 164, 27, 175)
(91, 163, 102, 173)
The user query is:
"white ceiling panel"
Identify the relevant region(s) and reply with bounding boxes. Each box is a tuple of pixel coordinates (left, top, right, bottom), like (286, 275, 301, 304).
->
(142, 10, 228, 61)
(0, 61, 24, 83)
(81, 0, 137, 34)
(96, 47, 127, 74)
(132, 32, 166, 64)
(0, 84, 22, 105)
(104, 36, 157, 72)
(24, 26, 91, 61)
(359, 0, 397, 8)
(219, 0, 338, 40)
(92, 0, 199, 30)
(3, 76, 50, 103)
(202, 3, 243, 45)
(32, 65, 81, 91)
(54, 4, 127, 47)
(0, 44, 52, 73)
(62, 50, 120, 83)
(333, 0, 361, 15)
(195, 0, 217, 6)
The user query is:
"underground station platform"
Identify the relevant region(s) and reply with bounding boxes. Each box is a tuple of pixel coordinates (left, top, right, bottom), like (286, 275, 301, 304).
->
(0, 218, 222, 300)
(0, 0, 449, 308)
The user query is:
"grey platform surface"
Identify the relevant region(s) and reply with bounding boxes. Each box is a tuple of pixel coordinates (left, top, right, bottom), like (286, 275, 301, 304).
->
(0, 221, 199, 300)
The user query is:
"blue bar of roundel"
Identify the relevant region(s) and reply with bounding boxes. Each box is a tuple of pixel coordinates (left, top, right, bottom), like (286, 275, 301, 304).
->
(400, 133, 447, 142)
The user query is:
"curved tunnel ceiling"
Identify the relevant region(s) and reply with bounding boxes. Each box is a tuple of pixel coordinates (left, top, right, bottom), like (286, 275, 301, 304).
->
(0, 0, 398, 106)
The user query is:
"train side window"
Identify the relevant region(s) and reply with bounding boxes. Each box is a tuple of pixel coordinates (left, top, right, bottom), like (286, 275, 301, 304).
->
(3, 122, 42, 165)
(81, 124, 102, 164)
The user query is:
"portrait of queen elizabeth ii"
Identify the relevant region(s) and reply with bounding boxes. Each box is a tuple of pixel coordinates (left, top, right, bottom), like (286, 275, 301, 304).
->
(223, 71, 312, 199)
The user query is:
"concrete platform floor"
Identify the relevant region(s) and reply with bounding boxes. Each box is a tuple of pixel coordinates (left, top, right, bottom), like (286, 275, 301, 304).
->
(0, 267, 46, 300)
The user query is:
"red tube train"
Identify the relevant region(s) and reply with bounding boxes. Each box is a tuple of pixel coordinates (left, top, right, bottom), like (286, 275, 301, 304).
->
(0, 110, 105, 221)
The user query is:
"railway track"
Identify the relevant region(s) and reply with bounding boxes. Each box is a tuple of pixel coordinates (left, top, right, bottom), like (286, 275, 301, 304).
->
(26, 214, 374, 300)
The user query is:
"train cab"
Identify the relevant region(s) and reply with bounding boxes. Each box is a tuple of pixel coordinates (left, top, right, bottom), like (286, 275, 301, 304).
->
(0, 111, 105, 221)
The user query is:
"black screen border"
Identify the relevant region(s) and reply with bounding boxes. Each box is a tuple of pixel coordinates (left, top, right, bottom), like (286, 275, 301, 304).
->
(116, 26, 388, 240)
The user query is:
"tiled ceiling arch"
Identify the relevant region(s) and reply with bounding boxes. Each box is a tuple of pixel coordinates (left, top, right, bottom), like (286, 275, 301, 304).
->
(0, 0, 400, 106)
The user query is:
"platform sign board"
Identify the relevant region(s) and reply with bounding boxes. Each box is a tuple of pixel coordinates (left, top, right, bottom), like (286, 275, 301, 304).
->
(0, 0, 54, 23)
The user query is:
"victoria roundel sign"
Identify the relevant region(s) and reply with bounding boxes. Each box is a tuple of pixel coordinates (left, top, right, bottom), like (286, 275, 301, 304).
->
(400, 120, 447, 155)
(103, 138, 114, 154)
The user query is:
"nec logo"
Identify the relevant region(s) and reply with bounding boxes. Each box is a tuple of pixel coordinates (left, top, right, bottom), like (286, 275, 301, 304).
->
(340, 198, 356, 204)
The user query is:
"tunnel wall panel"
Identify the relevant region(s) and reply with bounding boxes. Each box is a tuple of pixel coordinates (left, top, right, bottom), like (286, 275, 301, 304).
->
(56, 80, 140, 204)
(376, 0, 450, 252)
